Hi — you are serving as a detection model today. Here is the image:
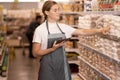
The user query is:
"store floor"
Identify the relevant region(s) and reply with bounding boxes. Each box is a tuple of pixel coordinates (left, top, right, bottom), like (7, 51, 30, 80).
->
(8, 48, 40, 80)
(8, 48, 80, 80)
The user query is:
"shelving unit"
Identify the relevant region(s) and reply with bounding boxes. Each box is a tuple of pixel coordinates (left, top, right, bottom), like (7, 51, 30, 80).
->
(71, 73, 82, 80)
(77, 73, 86, 80)
(65, 48, 79, 54)
(78, 56, 110, 80)
(0, 43, 5, 63)
(5, 9, 34, 47)
(61, 11, 120, 15)
(0, 7, 9, 78)
(100, 34, 120, 42)
(78, 33, 120, 80)
(64, 37, 80, 75)
(61, 5, 120, 79)
(78, 42, 120, 65)
(6, 10, 32, 33)
(61, 7, 120, 79)
(0, 5, 8, 80)
(0, 42, 9, 80)
(68, 60, 79, 66)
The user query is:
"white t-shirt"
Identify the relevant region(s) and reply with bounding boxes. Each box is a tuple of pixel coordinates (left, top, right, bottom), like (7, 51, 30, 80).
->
(32, 21, 76, 49)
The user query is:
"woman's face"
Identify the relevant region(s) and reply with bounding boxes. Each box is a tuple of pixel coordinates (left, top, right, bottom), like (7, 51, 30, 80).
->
(46, 4, 61, 22)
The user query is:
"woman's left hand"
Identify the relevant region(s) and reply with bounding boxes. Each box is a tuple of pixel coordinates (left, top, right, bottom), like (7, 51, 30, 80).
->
(52, 41, 65, 51)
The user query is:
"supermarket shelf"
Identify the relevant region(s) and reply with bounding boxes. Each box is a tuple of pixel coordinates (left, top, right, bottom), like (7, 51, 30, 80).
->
(82, 11, 120, 15)
(61, 11, 120, 15)
(78, 73, 86, 80)
(65, 48, 79, 54)
(0, 42, 9, 79)
(71, 73, 82, 80)
(61, 12, 82, 15)
(78, 56, 111, 80)
(0, 43, 5, 66)
(0, 43, 5, 55)
(78, 42, 120, 65)
(68, 60, 79, 65)
(70, 37, 79, 41)
(100, 34, 120, 42)
(0, 52, 5, 67)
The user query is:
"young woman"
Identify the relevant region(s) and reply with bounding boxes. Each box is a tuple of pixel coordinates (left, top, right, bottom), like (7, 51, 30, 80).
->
(32, 1, 110, 80)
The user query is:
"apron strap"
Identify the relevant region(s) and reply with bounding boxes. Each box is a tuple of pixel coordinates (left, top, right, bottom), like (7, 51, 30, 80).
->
(46, 20, 50, 34)
(56, 23, 65, 34)
(46, 20, 65, 35)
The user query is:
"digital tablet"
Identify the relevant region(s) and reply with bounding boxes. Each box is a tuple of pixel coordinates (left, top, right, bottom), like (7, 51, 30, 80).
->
(56, 38, 70, 44)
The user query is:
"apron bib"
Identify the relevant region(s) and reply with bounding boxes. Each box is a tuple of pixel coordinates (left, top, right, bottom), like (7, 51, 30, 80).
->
(38, 21, 71, 80)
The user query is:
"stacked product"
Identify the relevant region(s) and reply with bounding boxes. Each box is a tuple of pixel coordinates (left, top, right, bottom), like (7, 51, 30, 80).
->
(0, 40, 8, 78)
(1, 49, 8, 77)
(71, 1, 83, 12)
(78, 14, 103, 29)
(99, 0, 114, 11)
(59, 15, 75, 25)
(78, 35, 120, 79)
(61, 1, 83, 12)
(6, 10, 33, 35)
(114, 0, 120, 11)
(78, 14, 120, 80)
(78, 14, 120, 37)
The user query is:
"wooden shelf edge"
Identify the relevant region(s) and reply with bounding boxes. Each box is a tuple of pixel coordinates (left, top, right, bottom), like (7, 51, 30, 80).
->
(78, 56, 111, 80)
(78, 42, 120, 65)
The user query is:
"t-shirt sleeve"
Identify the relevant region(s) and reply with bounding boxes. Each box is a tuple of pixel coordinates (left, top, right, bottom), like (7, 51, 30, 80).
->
(60, 24, 76, 38)
(32, 27, 42, 43)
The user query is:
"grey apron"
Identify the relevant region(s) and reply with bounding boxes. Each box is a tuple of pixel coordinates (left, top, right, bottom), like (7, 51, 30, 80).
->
(38, 21, 71, 80)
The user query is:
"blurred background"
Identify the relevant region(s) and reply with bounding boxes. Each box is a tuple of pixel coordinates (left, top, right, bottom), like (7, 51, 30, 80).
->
(0, 0, 120, 80)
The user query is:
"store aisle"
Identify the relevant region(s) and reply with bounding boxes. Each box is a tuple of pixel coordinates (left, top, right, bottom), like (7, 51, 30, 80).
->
(8, 48, 40, 80)
(7, 48, 80, 80)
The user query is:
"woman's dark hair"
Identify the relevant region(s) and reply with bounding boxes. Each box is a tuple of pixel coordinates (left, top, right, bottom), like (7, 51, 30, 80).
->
(35, 15, 42, 20)
(42, 1, 57, 20)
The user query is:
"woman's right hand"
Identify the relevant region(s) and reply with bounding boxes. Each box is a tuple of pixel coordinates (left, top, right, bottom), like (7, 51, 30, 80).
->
(52, 41, 65, 51)
(102, 25, 110, 35)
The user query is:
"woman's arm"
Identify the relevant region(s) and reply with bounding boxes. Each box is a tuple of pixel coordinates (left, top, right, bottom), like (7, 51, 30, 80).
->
(72, 26, 110, 36)
(32, 41, 64, 57)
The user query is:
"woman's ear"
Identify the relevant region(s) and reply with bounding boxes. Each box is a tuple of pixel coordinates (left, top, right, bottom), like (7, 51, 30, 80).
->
(45, 11, 49, 16)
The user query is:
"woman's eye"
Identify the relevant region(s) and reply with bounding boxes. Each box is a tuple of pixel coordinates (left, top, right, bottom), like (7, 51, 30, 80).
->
(53, 9, 56, 12)
(53, 9, 58, 12)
